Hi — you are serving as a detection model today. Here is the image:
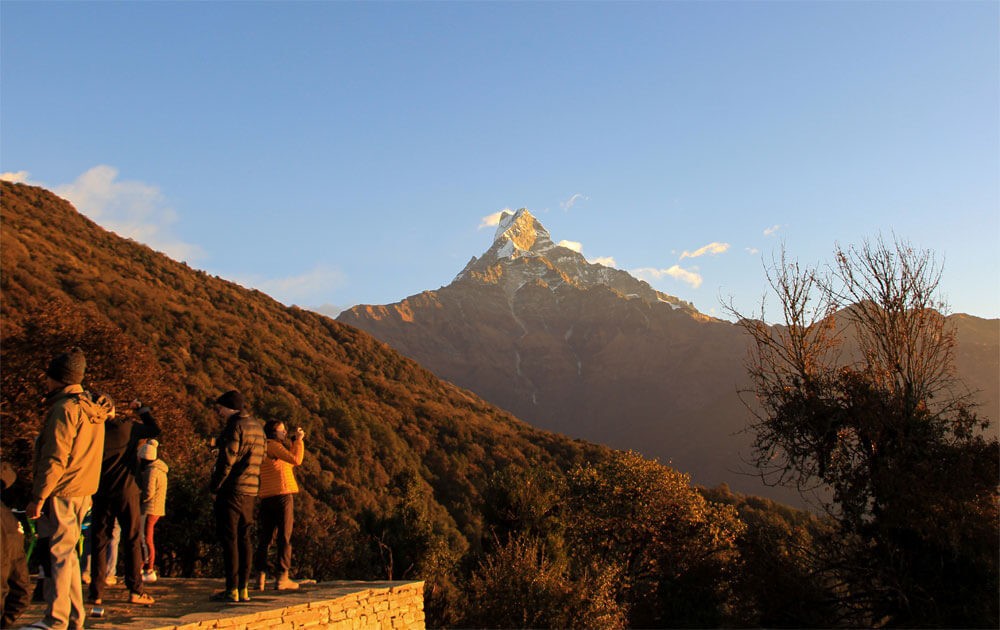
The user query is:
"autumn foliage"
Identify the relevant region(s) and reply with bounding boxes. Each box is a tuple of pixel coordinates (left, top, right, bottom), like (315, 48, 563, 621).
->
(1, 182, 837, 627)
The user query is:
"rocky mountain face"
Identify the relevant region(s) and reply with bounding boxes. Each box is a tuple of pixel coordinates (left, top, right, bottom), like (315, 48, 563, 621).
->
(339, 209, 1000, 505)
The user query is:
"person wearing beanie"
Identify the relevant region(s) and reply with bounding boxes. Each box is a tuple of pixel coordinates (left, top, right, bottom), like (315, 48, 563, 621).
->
(25, 347, 112, 630)
(87, 398, 160, 608)
(137, 437, 169, 583)
(209, 390, 265, 603)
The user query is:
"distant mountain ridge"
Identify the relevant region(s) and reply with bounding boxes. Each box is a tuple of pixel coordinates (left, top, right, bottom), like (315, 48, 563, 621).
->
(339, 209, 1000, 506)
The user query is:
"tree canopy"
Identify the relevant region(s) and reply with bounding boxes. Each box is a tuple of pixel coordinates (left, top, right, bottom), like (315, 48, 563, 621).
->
(729, 238, 999, 627)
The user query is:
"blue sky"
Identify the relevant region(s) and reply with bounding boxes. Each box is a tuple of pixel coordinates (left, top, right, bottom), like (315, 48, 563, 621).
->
(3, 1, 997, 320)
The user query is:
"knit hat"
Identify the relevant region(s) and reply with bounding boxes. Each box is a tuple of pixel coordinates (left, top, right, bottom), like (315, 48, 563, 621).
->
(138, 439, 158, 461)
(47, 347, 86, 385)
(215, 390, 245, 411)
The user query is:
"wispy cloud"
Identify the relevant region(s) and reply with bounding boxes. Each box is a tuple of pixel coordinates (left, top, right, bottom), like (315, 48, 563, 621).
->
(478, 209, 510, 230)
(560, 193, 589, 211)
(54, 165, 203, 262)
(591, 256, 617, 267)
(0, 171, 31, 183)
(745, 247, 760, 255)
(237, 265, 347, 306)
(557, 239, 583, 253)
(763, 224, 782, 237)
(679, 241, 730, 260)
(631, 265, 703, 289)
(309, 303, 347, 319)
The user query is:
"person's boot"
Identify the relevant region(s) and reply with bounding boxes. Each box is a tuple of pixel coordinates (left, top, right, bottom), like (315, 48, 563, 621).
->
(275, 572, 300, 590)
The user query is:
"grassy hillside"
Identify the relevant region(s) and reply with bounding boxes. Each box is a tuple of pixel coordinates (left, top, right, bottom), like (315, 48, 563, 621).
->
(1, 182, 763, 626)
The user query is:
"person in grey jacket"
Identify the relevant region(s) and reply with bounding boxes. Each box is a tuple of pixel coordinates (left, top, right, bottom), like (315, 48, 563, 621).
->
(209, 390, 265, 603)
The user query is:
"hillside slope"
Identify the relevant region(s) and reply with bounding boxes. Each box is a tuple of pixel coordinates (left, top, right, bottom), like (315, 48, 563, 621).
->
(0, 181, 615, 585)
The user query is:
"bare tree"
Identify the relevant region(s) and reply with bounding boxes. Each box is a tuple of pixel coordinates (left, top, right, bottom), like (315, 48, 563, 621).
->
(727, 237, 998, 627)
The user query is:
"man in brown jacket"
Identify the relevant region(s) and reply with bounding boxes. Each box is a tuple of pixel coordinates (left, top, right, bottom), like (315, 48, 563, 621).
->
(23, 348, 112, 630)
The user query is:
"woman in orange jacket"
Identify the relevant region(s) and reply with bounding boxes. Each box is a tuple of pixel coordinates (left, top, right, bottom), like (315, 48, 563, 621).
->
(253, 420, 305, 591)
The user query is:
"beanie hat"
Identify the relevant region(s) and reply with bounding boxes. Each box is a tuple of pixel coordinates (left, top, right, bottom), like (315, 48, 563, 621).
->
(138, 439, 158, 461)
(47, 347, 86, 385)
(215, 390, 245, 411)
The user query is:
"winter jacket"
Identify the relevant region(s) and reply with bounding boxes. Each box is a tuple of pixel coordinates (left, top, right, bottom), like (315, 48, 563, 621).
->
(96, 407, 160, 498)
(139, 459, 169, 517)
(258, 438, 303, 499)
(210, 412, 265, 496)
(31, 385, 111, 501)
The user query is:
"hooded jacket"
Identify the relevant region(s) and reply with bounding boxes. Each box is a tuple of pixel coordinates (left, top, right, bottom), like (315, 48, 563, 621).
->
(96, 407, 160, 498)
(139, 459, 169, 517)
(31, 384, 112, 501)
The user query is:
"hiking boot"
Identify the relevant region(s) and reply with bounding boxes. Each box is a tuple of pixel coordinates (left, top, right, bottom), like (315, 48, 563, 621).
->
(256, 571, 267, 592)
(104, 575, 118, 587)
(130, 591, 155, 605)
(210, 589, 239, 603)
(239, 587, 251, 602)
(275, 573, 300, 590)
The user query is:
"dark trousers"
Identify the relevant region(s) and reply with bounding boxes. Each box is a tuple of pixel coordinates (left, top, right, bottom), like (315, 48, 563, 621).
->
(89, 489, 144, 599)
(214, 493, 254, 591)
(253, 494, 294, 576)
(1, 507, 31, 628)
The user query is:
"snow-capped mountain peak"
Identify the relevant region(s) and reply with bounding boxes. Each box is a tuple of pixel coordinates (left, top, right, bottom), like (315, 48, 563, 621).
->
(456, 208, 698, 313)
(492, 208, 556, 257)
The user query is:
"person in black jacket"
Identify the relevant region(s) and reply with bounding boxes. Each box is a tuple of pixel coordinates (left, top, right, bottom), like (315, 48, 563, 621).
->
(209, 390, 265, 603)
(1, 463, 30, 629)
(88, 400, 159, 607)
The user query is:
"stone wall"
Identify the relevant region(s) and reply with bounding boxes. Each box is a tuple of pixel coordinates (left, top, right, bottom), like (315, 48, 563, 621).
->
(167, 582, 425, 630)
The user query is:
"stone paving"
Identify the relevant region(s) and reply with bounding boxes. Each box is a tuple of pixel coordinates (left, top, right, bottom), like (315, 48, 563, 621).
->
(14, 578, 425, 630)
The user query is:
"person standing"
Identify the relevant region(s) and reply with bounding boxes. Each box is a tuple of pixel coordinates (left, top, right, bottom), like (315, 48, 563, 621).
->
(209, 390, 265, 603)
(87, 399, 158, 607)
(24, 348, 111, 630)
(137, 436, 168, 582)
(253, 421, 305, 591)
(1, 463, 30, 628)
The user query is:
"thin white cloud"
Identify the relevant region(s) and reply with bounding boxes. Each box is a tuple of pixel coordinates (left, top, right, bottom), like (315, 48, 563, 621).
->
(308, 303, 347, 319)
(1, 171, 31, 183)
(763, 224, 782, 237)
(745, 247, 760, 255)
(591, 256, 617, 267)
(238, 265, 347, 306)
(560, 193, 589, 210)
(478, 210, 510, 230)
(557, 239, 583, 253)
(632, 265, 703, 289)
(54, 165, 203, 262)
(679, 242, 730, 260)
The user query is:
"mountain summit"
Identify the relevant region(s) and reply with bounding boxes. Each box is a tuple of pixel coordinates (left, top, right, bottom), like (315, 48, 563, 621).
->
(457, 208, 696, 312)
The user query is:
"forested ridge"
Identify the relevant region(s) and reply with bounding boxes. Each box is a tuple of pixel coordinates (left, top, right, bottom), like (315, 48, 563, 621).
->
(3, 182, 991, 628)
